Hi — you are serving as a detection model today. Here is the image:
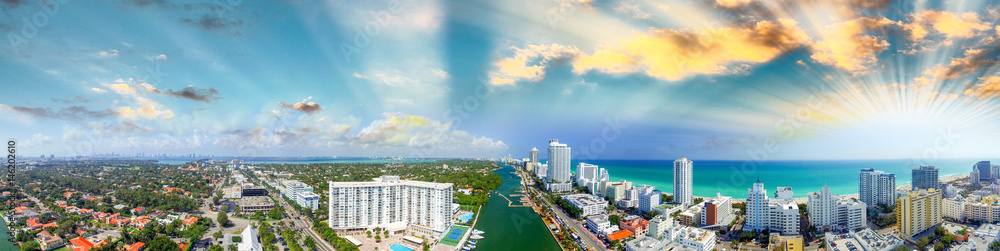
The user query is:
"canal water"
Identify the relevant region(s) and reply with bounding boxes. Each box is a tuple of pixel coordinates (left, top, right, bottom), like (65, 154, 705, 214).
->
(0, 218, 18, 251)
(474, 165, 560, 251)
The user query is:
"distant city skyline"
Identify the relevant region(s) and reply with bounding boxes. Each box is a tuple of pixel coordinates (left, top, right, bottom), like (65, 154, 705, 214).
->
(2, 1, 1000, 160)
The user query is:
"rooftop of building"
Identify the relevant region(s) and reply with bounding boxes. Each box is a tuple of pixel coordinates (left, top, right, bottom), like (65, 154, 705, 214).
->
(239, 196, 275, 206)
(328, 175, 453, 189)
(563, 193, 607, 205)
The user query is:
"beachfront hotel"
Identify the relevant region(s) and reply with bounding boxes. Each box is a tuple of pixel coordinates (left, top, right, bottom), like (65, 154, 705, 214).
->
(673, 157, 693, 206)
(807, 185, 867, 231)
(896, 188, 943, 238)
(860, 168, 896, 209)
(328, 175, 453, 237)
(745, 180, 800, 235)
(547, 139, 573, 192)
(576, 162, 599, 187)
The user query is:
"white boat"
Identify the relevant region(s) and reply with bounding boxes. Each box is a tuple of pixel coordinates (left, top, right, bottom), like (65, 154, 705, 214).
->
(468, 240, 477, 245)
(465, 244, 477, 249)
(472, 229, 485, 234)
(470, 234, 484, 240)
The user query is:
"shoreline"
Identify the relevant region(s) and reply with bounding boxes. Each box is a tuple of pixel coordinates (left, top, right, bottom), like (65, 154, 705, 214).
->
(671, 174, 969, 205)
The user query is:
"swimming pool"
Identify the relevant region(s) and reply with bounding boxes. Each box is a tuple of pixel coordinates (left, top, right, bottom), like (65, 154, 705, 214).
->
(390, 244, 414, 251)
(458, 213, 473, 223)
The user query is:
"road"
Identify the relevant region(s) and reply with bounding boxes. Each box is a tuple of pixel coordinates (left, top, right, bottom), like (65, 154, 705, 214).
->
(199, 200, 250, 241)
(532, 186, 609, 251)
(269, 189, 336, 251)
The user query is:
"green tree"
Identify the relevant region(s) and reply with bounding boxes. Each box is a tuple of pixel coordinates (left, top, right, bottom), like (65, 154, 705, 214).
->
(609, 215, 622, 224)
(209, 245, 223, 251)
(217, 212, 231, 227)
(990, 241, 1000, 251)
(20, 240, 41, 251)
(268, 207, 282, 220)
(147, 235, 182, 251)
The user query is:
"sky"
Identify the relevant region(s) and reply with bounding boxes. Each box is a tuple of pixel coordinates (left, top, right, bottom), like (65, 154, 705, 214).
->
(1, 0, 1000, 160)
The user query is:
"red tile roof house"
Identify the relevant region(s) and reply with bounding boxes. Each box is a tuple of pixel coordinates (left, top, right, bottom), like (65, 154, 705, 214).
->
(93, 212, 109, 222)
(131, 207, 146, 215)
(133, 217, 152, 229)
(182, 216, 199, 229)
(125, 242, 146, 251)
(68, 236, 107, 251)
(77, 209, 94, 216)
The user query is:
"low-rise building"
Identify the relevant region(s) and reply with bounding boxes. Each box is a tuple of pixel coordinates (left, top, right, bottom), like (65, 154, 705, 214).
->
(239, 196, 275, 215)
(620, 215, 649, 238)
(626, 225, 716, 251)
(952, 224, 1000, 251)
(586, 214, 619, 236)
(562, 194, 608, 217)
(825, 228, 906, 251)
(647, 215, 672, 239)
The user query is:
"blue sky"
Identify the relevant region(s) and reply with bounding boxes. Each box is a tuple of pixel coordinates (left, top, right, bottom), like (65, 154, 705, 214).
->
(1, 0, 1000, 160)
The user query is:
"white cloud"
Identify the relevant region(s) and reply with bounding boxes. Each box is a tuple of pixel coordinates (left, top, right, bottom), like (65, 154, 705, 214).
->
(99, 49, 119, 57)
(614, 3, 651, 19)
(21, 133, 54, 148)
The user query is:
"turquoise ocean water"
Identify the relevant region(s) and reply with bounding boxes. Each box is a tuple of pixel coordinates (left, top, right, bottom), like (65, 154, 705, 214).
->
(564, 158, 992, 198)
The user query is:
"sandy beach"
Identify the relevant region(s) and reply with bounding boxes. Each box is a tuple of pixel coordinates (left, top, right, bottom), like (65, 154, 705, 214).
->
(682, 173, 969, 204)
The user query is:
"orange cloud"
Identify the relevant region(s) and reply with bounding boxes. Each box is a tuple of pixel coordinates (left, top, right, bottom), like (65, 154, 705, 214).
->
(809, 17, 896, 74)
(923, 48, 997, 79)
(572, 19, 809, 81)
(716, 0, 752, 8)
(965, 76, 1000, 99)
(488, 44, 580, 85)
(903, 11, 991, 42)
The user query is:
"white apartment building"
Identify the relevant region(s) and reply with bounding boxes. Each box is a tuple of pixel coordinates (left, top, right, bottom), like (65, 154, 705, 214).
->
(808, 185, 867, 231)
(837, 198, 867, 230)
(860, 168, 897, 208)
(586, 214, 619, 236)
(536, 164, 548, 180)
(277, 179, 320, 210)
(577, 163, 599, 187)
(563, 193, 608, 217)
(637, 185, 662, 213)
(328, 176, 453, 236)
(547, 140, 572, 188)
(746, 181, 800, 235)
(943, 197, 965, 221)
(673, 157, 693, 206)
(944, 184, 959, 199)
(699, 193, 733, 226)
